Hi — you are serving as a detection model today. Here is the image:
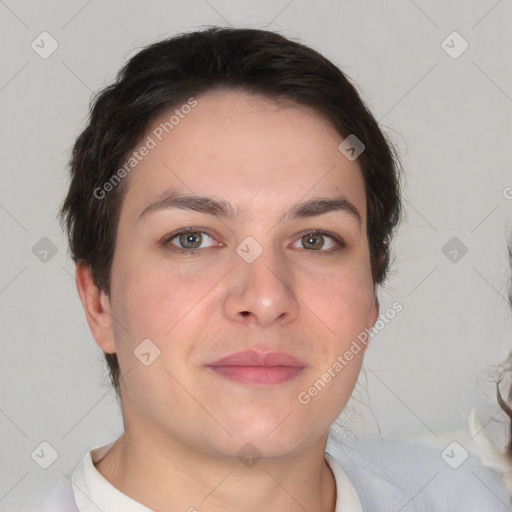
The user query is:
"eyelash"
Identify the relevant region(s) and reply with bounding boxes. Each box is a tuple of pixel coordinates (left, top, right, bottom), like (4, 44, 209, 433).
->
(162, 228, 346, 255)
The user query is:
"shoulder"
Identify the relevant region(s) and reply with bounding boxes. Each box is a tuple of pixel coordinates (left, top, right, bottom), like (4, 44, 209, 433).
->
(4, 475, 79, 512)
(326, 431, 510, 512)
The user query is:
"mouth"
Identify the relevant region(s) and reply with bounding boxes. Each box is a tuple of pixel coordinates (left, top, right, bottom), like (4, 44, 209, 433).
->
(206, 350, 306, 386)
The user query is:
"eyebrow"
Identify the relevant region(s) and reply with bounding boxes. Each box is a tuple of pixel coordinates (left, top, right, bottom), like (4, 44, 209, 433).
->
(137, 190, 362, 226)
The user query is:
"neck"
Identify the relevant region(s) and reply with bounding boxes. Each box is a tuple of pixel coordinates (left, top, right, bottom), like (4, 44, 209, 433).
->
(94, 424, 337, 512)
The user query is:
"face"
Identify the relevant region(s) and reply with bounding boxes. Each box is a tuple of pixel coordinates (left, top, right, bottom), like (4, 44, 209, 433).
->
(93, 89, 378, 459)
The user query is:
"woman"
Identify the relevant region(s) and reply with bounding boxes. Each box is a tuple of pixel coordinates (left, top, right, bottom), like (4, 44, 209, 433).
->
(31, 27, 507, 511)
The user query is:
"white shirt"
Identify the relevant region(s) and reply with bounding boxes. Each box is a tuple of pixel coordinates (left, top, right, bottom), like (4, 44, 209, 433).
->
(43, 437, 363, 511)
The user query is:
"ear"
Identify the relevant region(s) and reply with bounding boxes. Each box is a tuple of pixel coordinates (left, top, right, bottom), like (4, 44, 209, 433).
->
(368, 294, 379, 328)
(75, 261, 116, 354)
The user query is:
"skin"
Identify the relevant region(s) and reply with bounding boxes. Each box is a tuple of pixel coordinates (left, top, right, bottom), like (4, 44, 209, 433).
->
(76, 89, 379, 512)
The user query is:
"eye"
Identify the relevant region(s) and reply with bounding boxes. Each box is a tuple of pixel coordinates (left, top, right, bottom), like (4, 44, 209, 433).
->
(292, 231, 345, 252)
(164, 230, 217, 252)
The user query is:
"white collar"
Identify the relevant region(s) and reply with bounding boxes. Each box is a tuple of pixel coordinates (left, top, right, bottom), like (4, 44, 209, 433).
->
(326, 452, 364, 511)
(70, 438, 362, 512)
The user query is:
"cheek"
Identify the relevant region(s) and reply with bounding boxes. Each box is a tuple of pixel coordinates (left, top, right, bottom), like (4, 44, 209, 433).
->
(111, 257, 218, 344)
(308, 273, 372, 412)
(108, 260, 203, 396)
(307, 268, 375, 340)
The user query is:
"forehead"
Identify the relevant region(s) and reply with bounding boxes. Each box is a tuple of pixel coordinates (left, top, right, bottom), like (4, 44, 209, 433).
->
(119, 89, 366, 223)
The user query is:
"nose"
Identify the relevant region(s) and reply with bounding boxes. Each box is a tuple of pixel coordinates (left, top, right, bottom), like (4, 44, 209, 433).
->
(223, 243, 299, 327)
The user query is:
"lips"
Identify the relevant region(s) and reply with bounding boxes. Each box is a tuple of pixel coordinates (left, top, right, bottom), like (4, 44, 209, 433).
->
(208, 350, 305, 368)
(206, 350, 305, 386)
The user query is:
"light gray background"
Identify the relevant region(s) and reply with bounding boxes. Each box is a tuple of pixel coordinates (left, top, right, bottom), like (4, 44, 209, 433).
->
(1, 0, 511, 505)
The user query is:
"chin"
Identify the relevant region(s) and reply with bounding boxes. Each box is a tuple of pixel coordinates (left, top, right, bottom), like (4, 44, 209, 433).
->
(216, 418, 309, 455)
